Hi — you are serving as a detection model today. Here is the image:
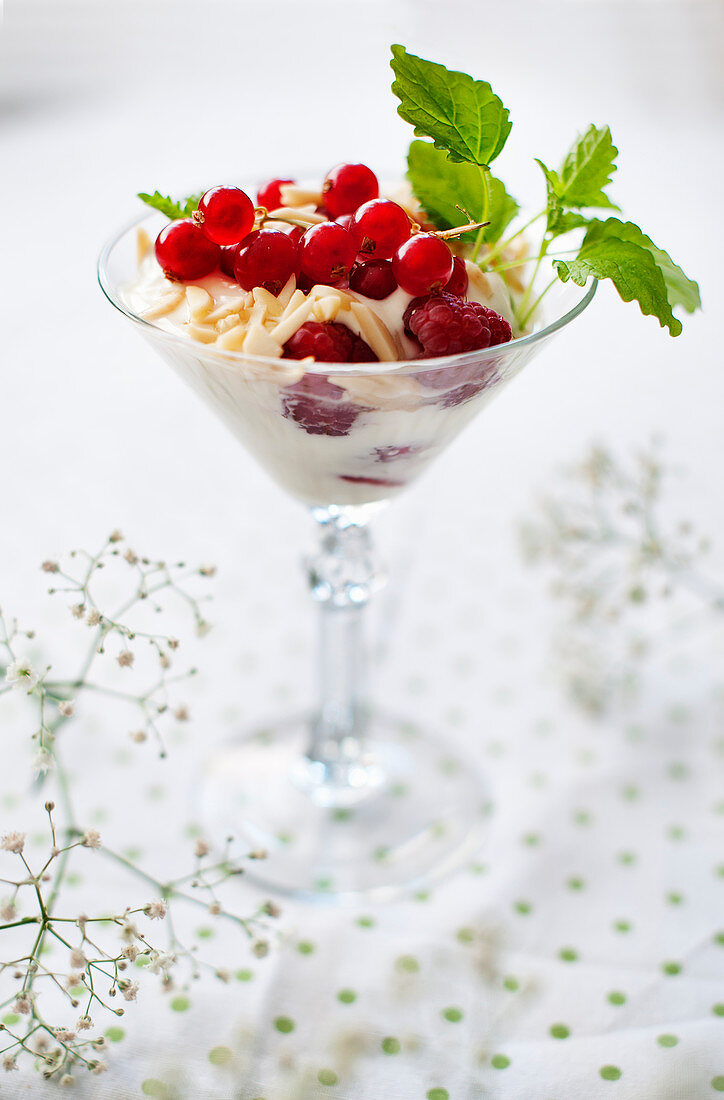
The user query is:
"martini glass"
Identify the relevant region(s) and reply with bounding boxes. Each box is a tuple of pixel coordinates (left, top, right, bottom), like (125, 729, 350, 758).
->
(99, 211, 596, 901)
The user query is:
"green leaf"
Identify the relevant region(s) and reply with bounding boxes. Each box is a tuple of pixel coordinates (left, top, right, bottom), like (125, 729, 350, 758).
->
(583, 218, 701, 313)
(407, 140, 518, 244)
(391, 45, 511, 166)
(557, 125, 619, 209)
(138, 191, 204, 220)
(553, 238, 682, 335)
(536, 158, 591, 236)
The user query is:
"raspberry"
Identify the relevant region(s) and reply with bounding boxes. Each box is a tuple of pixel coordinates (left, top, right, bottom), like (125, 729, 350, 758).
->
(282, 321, 377, 364)
(281, 372, 362, 437)
(403, 292, 512, 360)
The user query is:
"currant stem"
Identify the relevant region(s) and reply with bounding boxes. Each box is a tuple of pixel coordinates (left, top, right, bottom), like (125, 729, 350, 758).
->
(434, 219, 490, 241)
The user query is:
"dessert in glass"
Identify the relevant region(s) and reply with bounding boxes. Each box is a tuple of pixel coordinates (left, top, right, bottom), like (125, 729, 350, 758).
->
(99, 168, 596, 900)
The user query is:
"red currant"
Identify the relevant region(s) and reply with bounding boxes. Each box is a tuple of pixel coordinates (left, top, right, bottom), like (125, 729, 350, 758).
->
(219, 244, 239, 278)
(155, 220, 220, 281)
(349, 260, 397, 300)
(196, 187, 255, 246)
(392, 233, 454, 296)
(322, 163, 378, 218)
(335, 214, 354, 230)
(256, 178, 294, 210)
(298, 222, 357, 285)
(444, 255, 469, 297)
(349, 199, 411, 260)
(233, 229, 299, 295)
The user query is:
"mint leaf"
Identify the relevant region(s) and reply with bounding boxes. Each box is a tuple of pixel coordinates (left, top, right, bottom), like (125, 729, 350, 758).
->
(557, 125, 619, 209)
(583, 218, 701, 313)
(553, 238, 682, 336)
(536, 158, 591, 236)
(138, 191, 203, 220)
(391, 45, 511, 166)
(407, 140, 518, 244)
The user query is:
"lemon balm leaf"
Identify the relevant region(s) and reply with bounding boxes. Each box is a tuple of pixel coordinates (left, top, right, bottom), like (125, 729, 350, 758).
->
(138, 191, 204, 220)
(391, 45, 511, 166)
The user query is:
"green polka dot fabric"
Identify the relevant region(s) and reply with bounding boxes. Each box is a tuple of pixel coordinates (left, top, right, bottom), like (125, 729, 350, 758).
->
(3, 474, 724, 1100)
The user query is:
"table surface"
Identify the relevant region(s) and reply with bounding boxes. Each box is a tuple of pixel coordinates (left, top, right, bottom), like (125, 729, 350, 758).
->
(2, 2, 724, 1097)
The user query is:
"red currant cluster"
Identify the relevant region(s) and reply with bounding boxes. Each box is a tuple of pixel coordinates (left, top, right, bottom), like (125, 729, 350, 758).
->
(153, 163, 468, 301)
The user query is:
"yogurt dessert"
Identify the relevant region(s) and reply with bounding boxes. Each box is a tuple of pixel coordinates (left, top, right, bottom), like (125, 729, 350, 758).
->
(123, 166, 532, 506)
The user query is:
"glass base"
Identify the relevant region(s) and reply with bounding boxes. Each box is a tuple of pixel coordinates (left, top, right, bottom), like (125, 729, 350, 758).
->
(200, 714, 490, 902)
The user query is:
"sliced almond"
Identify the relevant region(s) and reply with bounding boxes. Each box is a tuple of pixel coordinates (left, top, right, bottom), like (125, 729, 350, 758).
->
(215, 312, 248, 334)
(279, 289, 307, 319)
(140, 287, 185, 320)
(253, 286, 285, 318)
(186, 323, 218, 345)
(348, 302, 398, 362)
(279, 184, 323, 207)
(186, 285, 214, 322)
(313, 296, 341, 322)
(242, 322, 283, 359)
(216, 324, 247, 351)
(270, 297, 314, 345)
(276, 275, 296, 310)
(206, 299, 247, 324)
(136, 227, 152, 263)
(268, 205, 327, 226)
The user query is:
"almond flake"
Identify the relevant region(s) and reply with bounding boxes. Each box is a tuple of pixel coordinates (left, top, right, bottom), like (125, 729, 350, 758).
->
(253, 287, 284, 318)
(348, 302, 398, 362)
(186, 286, 214, 322)
(279, 289, 307, 319)
(276, 275, 296, 310)
(268, 205, 327, 226)
(140, 288, 185, 320)
(279, 185, 323, 207)
(216, 324, 247, 351)
(136, 227, 152, 263)
(270, 297, 314, 345)
(186, 323, 218, 344)
(313, 296, 341, 322)
(242, 322, 283, 358)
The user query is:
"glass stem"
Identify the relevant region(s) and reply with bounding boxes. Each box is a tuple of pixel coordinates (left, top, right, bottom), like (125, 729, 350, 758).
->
(300, 506, 384, 805)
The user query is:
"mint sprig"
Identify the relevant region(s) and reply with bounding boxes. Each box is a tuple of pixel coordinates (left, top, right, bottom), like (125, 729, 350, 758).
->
(138, 191, 204, 220)
(391, 46, 700, 336)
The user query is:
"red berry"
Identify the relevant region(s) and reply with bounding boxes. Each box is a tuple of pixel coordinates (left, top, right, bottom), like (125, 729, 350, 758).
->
(154, 220, 221, 281)
(349, 199, 411, 260)
(335, 214, 353, 230)
(298, 222, 357, 285)
(219, 244, 239, 278)
(403, 292, 512, 360)
(444, 256, 469, 297)
(196, 186, 255, 246)
(282, 321, 377, 363)
(392, 234, 454, 296)
(322, 163, 378, 218)
(233, 229, 299, 295)
(256, 178, 294, 210)
(349, 260, 397, 300)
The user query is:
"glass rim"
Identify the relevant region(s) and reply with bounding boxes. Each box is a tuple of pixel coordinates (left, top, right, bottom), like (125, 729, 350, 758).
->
(98, 211, 597, 376)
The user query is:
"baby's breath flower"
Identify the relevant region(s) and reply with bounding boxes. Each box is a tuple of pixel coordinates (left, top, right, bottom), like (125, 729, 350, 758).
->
(159, 653, 170, 669)
(168, 638, 179, 650)
(86, 609, 102, 627)
(58, 700, 75, 717)
(76, 1016, 93, 1031)
(117, 650, 134, 668)
(41, 560, 60, 574)
(60, 1074, 75, 1086)
(70, 949, 86, 970)
(1, 831, 26, 854)
(143, 899, 167, 920)
(3, 1055, 18, 1071)
(208, 902, 221, 916)
(71, 603, 85, 619)
(252, 940, 269, 958)
(215, 968, 231, 983)
(91, 1061, 108, 1074)
(123, 549, 138, 565)
(53, 1028, 76, 1043)
(33, 749, 53, 776)
(5, 659, 39, 692)
(82, 830, 101, 849)
(262, 901, 281, 919)
(129, 729, 147, 743)
(174, 705, 189, 722)
(199, 565, 216, 577)
(109, 529, 123, 542)
(248, 848, 267, 861)
(194, 839, 210, 858)
(147, 950, 175, 975)
(196, 620, 211, 638)
(14, 992, 32, 1014)
(1, 899, 17, 921)
(121, 944, 139, 962)
(119, 981, 139, 1002)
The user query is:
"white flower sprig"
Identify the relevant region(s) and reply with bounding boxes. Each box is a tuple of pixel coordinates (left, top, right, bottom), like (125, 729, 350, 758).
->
(0, 532, 280, 1083)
